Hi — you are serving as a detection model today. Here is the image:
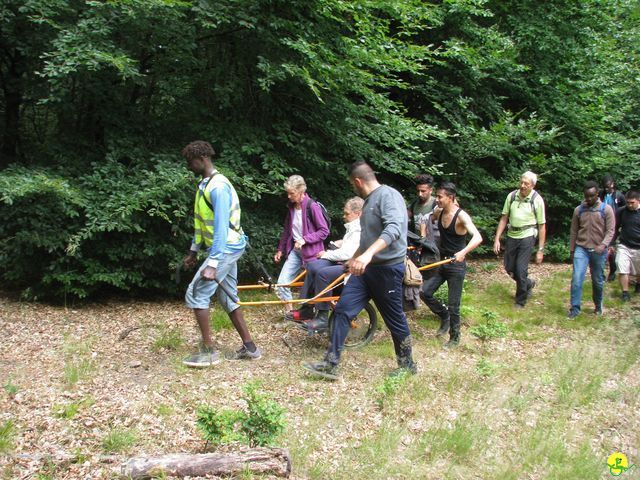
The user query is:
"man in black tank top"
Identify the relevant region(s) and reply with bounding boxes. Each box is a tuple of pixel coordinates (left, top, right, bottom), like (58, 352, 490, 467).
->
(421, 182, 483, 347)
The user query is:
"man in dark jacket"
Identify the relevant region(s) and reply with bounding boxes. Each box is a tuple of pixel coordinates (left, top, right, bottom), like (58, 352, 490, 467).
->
(568, 181, 616, 318)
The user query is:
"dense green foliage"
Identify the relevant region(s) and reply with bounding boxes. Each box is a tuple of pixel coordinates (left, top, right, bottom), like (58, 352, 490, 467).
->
(196, 382, 286, 447)
(1, 0, 638, 298)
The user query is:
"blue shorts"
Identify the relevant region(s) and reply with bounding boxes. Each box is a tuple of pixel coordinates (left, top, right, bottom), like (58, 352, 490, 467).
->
(185, 248, 244, 312)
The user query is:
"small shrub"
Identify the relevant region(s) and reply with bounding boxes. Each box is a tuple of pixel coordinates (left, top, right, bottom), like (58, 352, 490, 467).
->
(375, 371, 409, 409)
(196, 407, 244, 446)
(544, 238, 571, 262)
(470, 317, 508, 341)
(0, 420, 16, 454)
(196, 382, 286, 448)
(239, 382, 287, 447)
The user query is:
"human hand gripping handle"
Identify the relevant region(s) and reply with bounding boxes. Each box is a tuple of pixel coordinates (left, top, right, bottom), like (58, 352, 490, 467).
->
(348, 252, 372, 276)
(201, 266, 217, 281)
(183, 251, 198, 270)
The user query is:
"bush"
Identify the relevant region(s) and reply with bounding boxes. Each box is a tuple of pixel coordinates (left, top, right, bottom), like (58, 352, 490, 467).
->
(196, 382, 286, 448)
(0, 157, 193, 299)
(470, 314, 509, 341)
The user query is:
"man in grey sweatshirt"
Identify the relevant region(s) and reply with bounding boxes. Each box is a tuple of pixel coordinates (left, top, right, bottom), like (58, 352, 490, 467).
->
(303, 161, 416, 380)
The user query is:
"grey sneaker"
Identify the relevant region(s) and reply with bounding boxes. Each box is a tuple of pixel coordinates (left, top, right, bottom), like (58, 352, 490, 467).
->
(302, 360, 339, 380)
(226, 346, 262, 360)
(183, 347, 221, 368)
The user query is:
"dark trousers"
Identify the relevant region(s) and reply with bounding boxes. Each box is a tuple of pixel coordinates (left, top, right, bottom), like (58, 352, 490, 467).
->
(326, 262, 411, 366)
(302, 259, 344, 311)
(420, 261, 466, 337)
(504, 235, 536, 305)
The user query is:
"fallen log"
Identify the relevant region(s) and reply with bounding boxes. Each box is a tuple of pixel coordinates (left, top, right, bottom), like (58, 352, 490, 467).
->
(120, 447, 291, 479)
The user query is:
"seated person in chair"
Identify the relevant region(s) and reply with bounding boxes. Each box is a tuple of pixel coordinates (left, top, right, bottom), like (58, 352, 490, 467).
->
(289, 197, 364, 331)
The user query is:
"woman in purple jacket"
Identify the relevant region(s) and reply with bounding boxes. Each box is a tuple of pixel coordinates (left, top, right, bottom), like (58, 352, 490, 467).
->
(273, 175, 329, 317)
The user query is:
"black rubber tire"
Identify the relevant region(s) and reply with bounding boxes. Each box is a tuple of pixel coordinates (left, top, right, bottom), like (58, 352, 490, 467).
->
(328, 301, 378, 349)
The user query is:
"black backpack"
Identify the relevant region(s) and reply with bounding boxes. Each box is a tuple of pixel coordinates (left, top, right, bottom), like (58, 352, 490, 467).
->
(305, 197, 332, 246)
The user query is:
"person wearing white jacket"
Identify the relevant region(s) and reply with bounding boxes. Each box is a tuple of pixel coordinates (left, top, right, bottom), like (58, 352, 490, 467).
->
(298, 197, 364, 332)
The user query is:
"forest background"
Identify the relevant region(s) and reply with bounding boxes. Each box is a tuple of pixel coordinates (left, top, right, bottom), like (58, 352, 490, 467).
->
(1, 0, 639, 300)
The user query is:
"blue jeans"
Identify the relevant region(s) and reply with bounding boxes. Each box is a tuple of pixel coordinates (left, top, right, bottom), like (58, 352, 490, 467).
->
(570, 245, 607, 314)
(276, 249, 303, 302)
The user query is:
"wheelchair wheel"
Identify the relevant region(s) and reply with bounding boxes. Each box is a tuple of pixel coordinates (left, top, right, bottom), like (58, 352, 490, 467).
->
(328, 301, 378, 349)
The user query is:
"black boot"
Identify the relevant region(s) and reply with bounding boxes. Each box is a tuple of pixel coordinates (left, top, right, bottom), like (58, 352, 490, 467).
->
(436, 314, 450, 337)
(444, 325, 460, 349)
(390, 336, 417, 376)
(301, 310, 329, 334)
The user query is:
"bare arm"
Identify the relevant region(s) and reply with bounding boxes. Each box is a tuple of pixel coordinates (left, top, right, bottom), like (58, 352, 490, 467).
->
(493, 214, 508, 255)
(455, 211, 483, 263)
(535, 224, 546, 264)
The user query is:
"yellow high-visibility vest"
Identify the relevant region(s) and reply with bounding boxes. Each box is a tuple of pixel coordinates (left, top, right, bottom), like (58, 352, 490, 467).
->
(193, 172, 243, 248)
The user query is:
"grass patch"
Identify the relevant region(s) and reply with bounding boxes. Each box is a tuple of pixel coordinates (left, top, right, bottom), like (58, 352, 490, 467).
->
(475, 357, 498, 377)
(0, 420, 15, 454)
(418, 417, 489, 463)
(374, 370, 410, 409)
(552, 348, 606, 408)
(102, 427, 138, 453)
(3, 379, 18, 396)
(210, 310, 233, 331)
(52, 397, 94, 419)
(62, 337, 96, 387)
(152, 324, 184, 351)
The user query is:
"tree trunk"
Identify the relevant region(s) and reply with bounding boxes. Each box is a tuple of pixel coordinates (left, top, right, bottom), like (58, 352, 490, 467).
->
(120, 447, 291, 479)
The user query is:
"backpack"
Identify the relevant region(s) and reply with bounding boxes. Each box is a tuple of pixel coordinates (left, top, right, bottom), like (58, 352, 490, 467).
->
(305, 197, 332, 246)
(508, 190, 540, 219)
(403, 257, 423, 287)
(578, 202, 606, 220)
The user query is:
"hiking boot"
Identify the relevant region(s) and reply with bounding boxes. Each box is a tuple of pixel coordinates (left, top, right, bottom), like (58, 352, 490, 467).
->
(301, 310, 329, 334)
(444, 329, 460, 349)
(284, 307, 314, 323)
(607, 272, 616, 282)
(526, 279, 536, 299)
(594, 308, 603, 316)
(514, 302, 525, 309)
(444, 338, 460, 349)
(183, 346, 221, 368)
(435, 316, 450, 337)
(622, 291, 631, 302)
(302, 360, 339, 380)
(567, 309, 580, 319)
(226, 345, 262, 360)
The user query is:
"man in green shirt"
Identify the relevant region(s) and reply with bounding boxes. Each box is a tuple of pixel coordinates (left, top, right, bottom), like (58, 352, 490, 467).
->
(493, 171, 546, 308)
